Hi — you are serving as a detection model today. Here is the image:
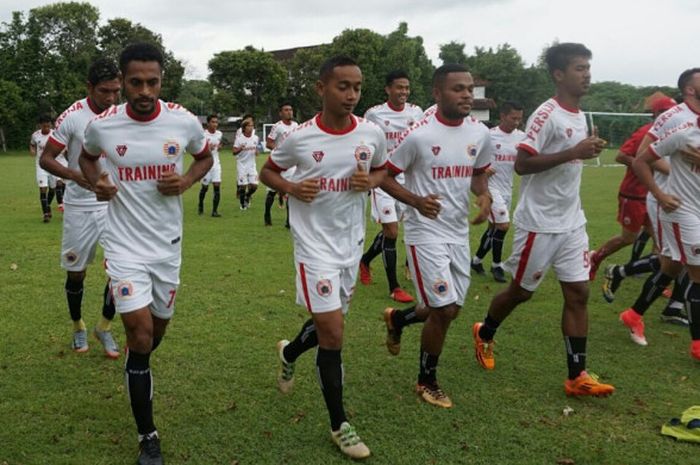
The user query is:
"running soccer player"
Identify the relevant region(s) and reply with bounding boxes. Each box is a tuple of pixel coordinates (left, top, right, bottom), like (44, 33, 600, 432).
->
(197, 114, 224, 217)
(39, 57, 122, 356)
(359, 70, 422, 304)
(264, 102, 298, 226)
(233, 117, 259, 210)
(260, 55, 387, 460)
(471, 101, 525, 283)
(79, 43, 212, 465)
(471, 43, 615, 397)
(31, 115, 58, 222)
(381, 64, 493, 408)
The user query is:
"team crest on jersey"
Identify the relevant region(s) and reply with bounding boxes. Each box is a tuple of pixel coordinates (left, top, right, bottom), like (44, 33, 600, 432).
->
(408, 119, 416, 127)
(433, 279, 449, 296)
(532, 271, 543, 281)
(384, 120, 390, 126)
(566, 128, 573, 138)
(162, 140, 180, 159)
(354, 145, 371, 162)
(116, 281, 134, 298)
(116, 145, 128, 157)
(692, 245, 700, 256)
(64, 250, 79, 264)
(496, 143, 501, 149)
(316, 279, 333, 297)
(312, 151, 325, 163)
(467, 144, 477, 158)
(383, 207, 392, 216)
(431, 146, 441, 156)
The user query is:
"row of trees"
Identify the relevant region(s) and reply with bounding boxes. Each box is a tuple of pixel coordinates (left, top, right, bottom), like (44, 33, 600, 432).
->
(0, 2, 678, 149)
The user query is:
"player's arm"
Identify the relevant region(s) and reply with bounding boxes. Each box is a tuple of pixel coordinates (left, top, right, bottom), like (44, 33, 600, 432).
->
(514, 134, 606, 175)
(632, 147, 679, 212)
(265, 137, 275, 151)
(29, 141, 36, 156)
(79, 148, 117, 201)
(381, 170, 441, 220)
(260, 160, 319, 203)
(470, 168, 492, 225)
(157, 148, 213, 196)
(615, 151, 634, 167)
(232, 139, 243, 155)
(40, 141, 92, 189)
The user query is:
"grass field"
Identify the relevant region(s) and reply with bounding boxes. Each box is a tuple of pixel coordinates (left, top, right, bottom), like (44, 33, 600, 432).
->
(0, 148, 697, 465)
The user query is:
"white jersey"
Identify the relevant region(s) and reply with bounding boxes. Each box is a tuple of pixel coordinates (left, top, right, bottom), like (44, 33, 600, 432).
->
(269, 114, 387, 267)
(488, 126, 525, 199)
(204, 129, 223, 165)
(650, 121, 700, 221)
(234, 131, 259, 170)
(387, 112, 492, 245)
(31, 130, 52, 170)
(364, 102, 424, 152)
(83, 100, 207, 263)
(648, 102, 696, 190)
(267, 120, 299, 148)
(514, 98, 588, 233)
(423, 104, 437, 119)
(50, 97, 108, 211)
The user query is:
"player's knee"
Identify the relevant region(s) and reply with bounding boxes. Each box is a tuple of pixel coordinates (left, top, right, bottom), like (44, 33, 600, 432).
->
(508, 283, 532, 305)
(67, 270, 86, 283)
(563, 284, 589, 309)
(496, 222, 510, 232)
(126, 327, 154, 354)
(248, 184, 258, 193)
(382, 223, 399, 239)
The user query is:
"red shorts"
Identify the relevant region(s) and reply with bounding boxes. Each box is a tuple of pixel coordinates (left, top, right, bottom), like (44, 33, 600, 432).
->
(617, 196, 648, 233)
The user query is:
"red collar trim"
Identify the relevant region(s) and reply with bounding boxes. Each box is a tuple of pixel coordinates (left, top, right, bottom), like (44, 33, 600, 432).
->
(315, 113, 357, 135)
(435, 111, 463, 127)
(282, 120, 293, 126)
(207, 128, 217, 134)
(498, 124, 514, 134)
(86, 97, 102, 114)
(126, 100, 161, 122)
(553, 96, 580, 113)
(387, 101, 405, 112)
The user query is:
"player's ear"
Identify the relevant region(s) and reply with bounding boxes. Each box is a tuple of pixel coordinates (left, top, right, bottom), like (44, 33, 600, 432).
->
(315, 79, 325, 98)
(552, 68, 564, 84)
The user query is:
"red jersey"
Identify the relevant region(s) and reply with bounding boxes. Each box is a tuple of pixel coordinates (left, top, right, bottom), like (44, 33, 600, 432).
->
(618, 122, 652, 200)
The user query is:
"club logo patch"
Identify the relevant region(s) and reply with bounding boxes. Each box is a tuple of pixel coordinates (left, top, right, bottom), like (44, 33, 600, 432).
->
(312, 151, 325, 163)
(431, 146, 441, 156)
(623, 216, 631, 225)
(533, 271, 543, 281)
(566, 128, 573, 138)
(116, 281, 134, 298)
(116, 145, 128, 157)
(354, 145, 371, 162)
(383, 207, 392, 216)
(496, 144, 501, 149)
(385, 120, 390, 126)
(433, 279, 449, 296)
(64, 250, 79, 263)
(467, 144, 477, 157)
(692, 244, 700, 256)
(316, 279, 332, 297)
(162, 140, 180, 159)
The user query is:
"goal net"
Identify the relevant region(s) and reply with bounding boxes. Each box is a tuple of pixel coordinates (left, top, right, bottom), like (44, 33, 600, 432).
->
(583, 112, 653, 167)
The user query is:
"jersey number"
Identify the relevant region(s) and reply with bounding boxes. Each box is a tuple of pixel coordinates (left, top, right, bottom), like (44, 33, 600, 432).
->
(166, 289, 177, 309)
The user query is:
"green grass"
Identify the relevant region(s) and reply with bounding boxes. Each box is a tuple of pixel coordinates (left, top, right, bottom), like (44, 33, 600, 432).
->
(0, 148, 697, 465)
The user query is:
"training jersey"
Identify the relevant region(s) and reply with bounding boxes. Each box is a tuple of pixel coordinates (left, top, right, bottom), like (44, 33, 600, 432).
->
(268, 114, 387, 267)
(365, 102, 424, 152)
(648, 102, 696, 190)
(649, 119, 700, 221)
(488, 126, 525, 200)
(267, 120, 299, 148)
(205, 129, 223, 165)
(617, 122, 652, 200)
(31, 130, 52, 169)
(387, 112, 492, 245)
(83, 100, 207, 263)
(48, 98, 108, 211)
(514, 98, 589, 233)
(234, 131, 258, 169)
(423, 104, 437, 119)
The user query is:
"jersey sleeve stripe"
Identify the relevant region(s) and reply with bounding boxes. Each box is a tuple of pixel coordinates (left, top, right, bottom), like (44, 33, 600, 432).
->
(387, 160, 403, 174)
(473, 163, 491, 175)
(47, 136, 66, 150)
(192, 140, 210, 159)
(370, 161, 388, 172)
(265, 156, 287, 172)
(299, 263, 313, 312)
(517, 143, 538, 156)
(648, 144, 662, 160)
(81, 144, 101, 159)
(647, 132, 659, 142)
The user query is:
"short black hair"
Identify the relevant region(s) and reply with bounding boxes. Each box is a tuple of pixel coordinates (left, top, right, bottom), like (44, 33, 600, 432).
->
(500, 100, 523, 114)
(206, 114, 218, 123)
(279, 102, 293, 110)
(545, 43, 592, 76)
(37, 114, 53, 124)
(432, 63, 469, 89)
(88, 57, 119, 86)
(119, 42, 164, 74)
(386, 69, 409, 86)
(319, 55, 358, 82)
(677, 68, 700, 93)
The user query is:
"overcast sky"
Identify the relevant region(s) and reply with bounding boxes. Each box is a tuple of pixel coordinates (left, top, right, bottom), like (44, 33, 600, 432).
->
(2, 0, 697, 87)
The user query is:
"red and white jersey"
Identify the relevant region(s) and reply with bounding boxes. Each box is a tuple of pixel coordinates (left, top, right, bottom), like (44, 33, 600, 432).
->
(234, 131, 258, 169)
(488, 126, 525, 199)
(648, 103, 697, 191)
(83, 100, 207, 263)
(268, 114, 387, 267)
(514, 98, 588, 233)
(387, 112, 492, 245)
(267, 120, 299, 148)
(49, 98, 108, 211)
(31, 130, 52, 169)
(364, 102, 423, 152)
(205, 129, 223, 165)
(649, 120, 700, 220)
(423, 104, 437, 119)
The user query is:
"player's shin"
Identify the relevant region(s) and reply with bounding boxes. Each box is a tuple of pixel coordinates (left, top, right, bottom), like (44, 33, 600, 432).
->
(630, 271, 674, 315)
(212, 185, 221, 213)
(382, 236, 399, 291)
(687, 281, 700, 341)
(564, 336, 587, 380)
(316, 347, 347, 431)
(125, 349, 157, 437)
(65, 276, 84, 328)
(284, 319, 318, 362)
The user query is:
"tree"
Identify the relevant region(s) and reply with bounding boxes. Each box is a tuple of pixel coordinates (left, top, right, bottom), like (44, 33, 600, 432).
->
(439, 41, 468, 65)
(285, 46, 328, 120)
(0, 80, 27, 150)
(177, 79, 213, 116)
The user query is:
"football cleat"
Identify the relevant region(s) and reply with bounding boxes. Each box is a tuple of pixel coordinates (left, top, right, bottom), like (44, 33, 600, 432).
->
(491, 266, 507, 283)
(416, 382, 453, 408)
(601, 265, 622, 303)
(470, 261, 485, 275)
(620, 308, 647, 346)
(58, 203, 64, 212)
(383, 307, 402, 355)
(359, 262, 372, 285)
(390, 288, 414, 303)
(94, 328, 119, 359)
(72, 329, 89, 353)
(211, 211, 221, 218)
(138, 433, 163, 465)
(276, 340, 295, 394)
(472, 322, 495, 370)
(564, 371, 615, 397)
(331, 422, 370, 459)
(43, 213, 51, 223)
(660, 306, 689, 326)
(690, 341, 700, 361)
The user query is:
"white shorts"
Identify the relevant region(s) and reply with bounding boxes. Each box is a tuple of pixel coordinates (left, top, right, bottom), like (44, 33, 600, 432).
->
(295, 261, 357, 314)
(36, 168, 57, 189)
(646, 195, 663, 249)
(661, 217, 700, 266)
(237, 162, 258, 185)
(406, 242, 471, 308)
(105, 256, 181, 319)
(505, 225, 590, 291)
(370, 188, 400, 224)
(201, 162, 222, 185)
(489, 191, 511, 224)
(60, 207, 107, 271)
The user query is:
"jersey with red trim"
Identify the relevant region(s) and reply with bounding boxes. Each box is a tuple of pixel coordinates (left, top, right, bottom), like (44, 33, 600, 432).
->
(49, 98, 108, 211)
(364, 102, 423, 152)
(387, 113, 492, 245)
(83, 100, 207, 263)
(617, 122, 652, 199)
(31, 130, 52, 169)
(514, 98, 588, 233)
(488, 126, 525, 199)
(269, 114, 387, 267)
(650, 120, 700, 220)
(267, 120, 299, 148)
(423, 104, 437, 119)
(234, 131, 259, 170)
(648, 102, 697, 190)
(205, 129, 223, 165)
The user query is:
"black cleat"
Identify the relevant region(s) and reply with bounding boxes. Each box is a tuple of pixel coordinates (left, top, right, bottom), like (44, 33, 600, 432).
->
(197, 204, 203, 215)
(471, 261, 485, 275)
(660, 306, 689, 326)
(602, 265, 623, 303)
(264, 213, 272, 226)
(211, 211, 221, 218)
(491, 266, 506, 283)
(138, 434, 163, 465)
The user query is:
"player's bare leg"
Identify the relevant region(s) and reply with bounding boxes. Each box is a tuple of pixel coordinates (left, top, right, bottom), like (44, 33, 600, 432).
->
(590, 226, 638, 279)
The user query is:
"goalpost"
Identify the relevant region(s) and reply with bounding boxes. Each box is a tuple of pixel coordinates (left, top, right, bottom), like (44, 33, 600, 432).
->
(262, 123, 275, 152)
(583, 111, 652, 167)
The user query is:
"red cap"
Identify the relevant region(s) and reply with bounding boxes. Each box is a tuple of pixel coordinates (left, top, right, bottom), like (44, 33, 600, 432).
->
(650, 96, 676, 114)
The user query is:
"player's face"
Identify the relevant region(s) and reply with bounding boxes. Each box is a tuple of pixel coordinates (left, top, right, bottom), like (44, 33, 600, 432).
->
(500, 109, 523, 132)
(386, 78, 410, 107)
(242, 121, 253, 136)
(123, 60, 162, 115)
(685, 72, 700, 102)
(555, 56, 591, 97)
(434, 72, 474, 119)
(280, 105, 293, 122)
(317, 65, 362, 117)
(207, 117, 219, 132)
(88, 78, 121, 112)
(39, 122, 52, 134)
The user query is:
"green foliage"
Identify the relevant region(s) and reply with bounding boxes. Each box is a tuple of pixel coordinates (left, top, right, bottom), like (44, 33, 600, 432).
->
(285, 46, 328, 120)
(177, 79, 214, 116)
(438, 40, 468, 65)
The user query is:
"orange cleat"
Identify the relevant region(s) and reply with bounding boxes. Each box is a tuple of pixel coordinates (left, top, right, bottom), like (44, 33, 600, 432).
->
(620, 308, 647, 346)
(690, 341, 700, 361)
(564, 371, 615, 397)
(359, 262, 372, 285)
(662, 287, 673, 299)
(390, 288, 414, 303)
(472, 322, 495, 370)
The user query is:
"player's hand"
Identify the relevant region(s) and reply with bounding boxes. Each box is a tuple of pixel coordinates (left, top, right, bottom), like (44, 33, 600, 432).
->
(416, 193, 442, 219)
(573, 135, 606, 159)
(71, 170, 93, 191)
(470, 193, 492, 225)
(291, 178, 320, 203)
(350, 162, 370, 192)
(680, 145, 700, 167)
(93, 172, 117, 201)
(157, 170, 190, 196)
(656, 191, 681, 213)
(485, 166, 496, 178)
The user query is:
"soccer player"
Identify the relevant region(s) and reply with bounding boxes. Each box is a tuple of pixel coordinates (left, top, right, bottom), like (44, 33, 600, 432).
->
(471, 43, 615, 397)
(471, 101, 525, 283)
(359, 70, 422, 304)
(381, 64, 493, 408)
(260, 55, 387, 460)
(31, 115, 58, 222)
(79, 43, 212, 465)
(233, 117, 259, 210)
(197, 114, 224, 217)
(264, 102, 298, 226)
(39, 58, 122, 356)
